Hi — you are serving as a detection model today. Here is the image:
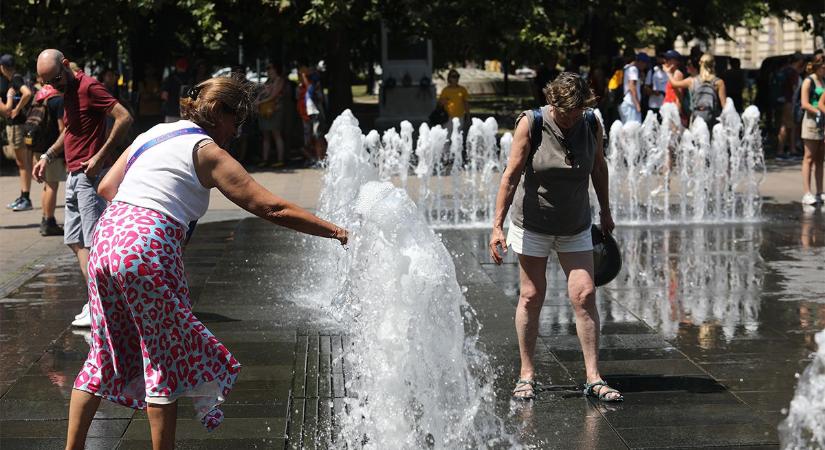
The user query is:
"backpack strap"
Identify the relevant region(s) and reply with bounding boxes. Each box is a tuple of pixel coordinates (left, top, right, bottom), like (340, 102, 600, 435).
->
(126, 127, 209, 173)
(528, 108, 543, 163)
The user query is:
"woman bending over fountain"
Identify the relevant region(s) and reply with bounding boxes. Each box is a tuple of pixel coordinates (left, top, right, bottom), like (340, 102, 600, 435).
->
(64, 76, 349, 450)
(488, 72, 621, 402)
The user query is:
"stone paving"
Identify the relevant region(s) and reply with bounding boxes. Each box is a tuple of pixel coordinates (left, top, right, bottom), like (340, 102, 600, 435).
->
(0, 163, 823, 448)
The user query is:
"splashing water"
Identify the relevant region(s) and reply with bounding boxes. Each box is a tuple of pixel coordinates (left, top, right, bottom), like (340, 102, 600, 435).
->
(606, 102, 764, 224)
(779, 330, 825, 449)
(305, 110, 510, 448)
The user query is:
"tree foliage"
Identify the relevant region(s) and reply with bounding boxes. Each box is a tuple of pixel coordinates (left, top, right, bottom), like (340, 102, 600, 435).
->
(0, 0, 820, 113)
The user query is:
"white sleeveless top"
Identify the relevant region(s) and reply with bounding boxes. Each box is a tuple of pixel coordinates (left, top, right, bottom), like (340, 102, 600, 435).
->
(113, 120, 212, 229)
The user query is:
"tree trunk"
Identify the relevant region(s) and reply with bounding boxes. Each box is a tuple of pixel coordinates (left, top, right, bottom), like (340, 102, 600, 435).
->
(326, 24, 354, 117)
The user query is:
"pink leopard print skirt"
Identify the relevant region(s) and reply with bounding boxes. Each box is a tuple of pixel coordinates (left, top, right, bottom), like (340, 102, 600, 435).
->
(73, 202, 241, 430)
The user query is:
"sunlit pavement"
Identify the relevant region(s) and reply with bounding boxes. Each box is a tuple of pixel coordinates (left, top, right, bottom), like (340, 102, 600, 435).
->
(0, 163, 822, 448)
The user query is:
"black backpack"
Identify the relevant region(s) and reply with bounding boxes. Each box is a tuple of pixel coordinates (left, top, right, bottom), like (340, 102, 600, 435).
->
(23, 97, 50, 153)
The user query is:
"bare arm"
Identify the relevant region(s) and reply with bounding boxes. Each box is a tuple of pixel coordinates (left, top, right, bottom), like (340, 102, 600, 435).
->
(10, 85, 32, 119)
(32, 128, 66, 182)
(629, 79, 640, 110)
(489, 117, 531, 264)
(98, 103, 133, 160)
(590, 120, 614, 233)
(801, 78, 818, 114)
(819, 91, 825, 114)
(668, 73, 693, 90)
(716, 78, 727, 109)
(194, 142, 347, 243)
(82, 102, 133, 177)
(97, 146, 130, 201)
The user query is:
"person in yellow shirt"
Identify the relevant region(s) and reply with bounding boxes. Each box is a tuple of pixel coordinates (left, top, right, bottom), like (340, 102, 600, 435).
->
(439, 69, 470, 123)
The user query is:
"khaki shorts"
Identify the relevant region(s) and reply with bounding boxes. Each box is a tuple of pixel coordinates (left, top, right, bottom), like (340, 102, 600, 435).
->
(507, 223, 594, 257)
(3, 124, 25, 159)
(801, 111, 824, 141)
(33, 152, 67, 183)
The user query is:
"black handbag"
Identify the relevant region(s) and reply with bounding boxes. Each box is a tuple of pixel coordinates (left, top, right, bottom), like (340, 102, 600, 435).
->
(428, 103, 448, 125)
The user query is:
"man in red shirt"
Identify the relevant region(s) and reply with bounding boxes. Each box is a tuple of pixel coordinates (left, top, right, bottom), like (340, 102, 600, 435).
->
(32, 49, 133, 327)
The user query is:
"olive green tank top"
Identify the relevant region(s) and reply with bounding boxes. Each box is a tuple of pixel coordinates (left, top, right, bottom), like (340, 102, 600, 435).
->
(510, 106, 597, 236)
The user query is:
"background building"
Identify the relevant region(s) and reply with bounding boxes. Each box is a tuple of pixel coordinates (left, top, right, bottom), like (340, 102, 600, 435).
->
(675, 14, 821, 69)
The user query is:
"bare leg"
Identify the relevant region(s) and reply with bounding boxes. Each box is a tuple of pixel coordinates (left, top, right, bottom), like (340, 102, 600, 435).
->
(43, 181, 58, 219)
(272, 129, 285, 163)
(147, 402, 178, 450)
(514, 253, 548, 397)
(69, 244, 90, 282)
(14, 146, 32, 194)
(803, 139, 816, 194)
(65, 389, 101, 450)
(260, 130, 272, 164)
(814, 142, 825, 194)
(557, 250, 620, 400)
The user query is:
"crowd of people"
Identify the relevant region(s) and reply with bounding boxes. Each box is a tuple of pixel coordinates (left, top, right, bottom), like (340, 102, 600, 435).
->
(539, 48, 824, 206)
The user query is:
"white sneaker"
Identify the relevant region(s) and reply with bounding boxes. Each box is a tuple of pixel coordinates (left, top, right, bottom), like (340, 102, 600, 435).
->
(71, 305, 92, 327)
(817, 193, 824, 205)
(74, 303, 89, 320)
(802, 192, 817, 205)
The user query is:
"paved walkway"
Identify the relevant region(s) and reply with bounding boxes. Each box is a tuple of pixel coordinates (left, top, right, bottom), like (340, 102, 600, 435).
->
(0, 161, 821, 448)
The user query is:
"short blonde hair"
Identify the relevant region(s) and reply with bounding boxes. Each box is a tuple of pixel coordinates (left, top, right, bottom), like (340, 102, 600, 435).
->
(179, 75, 254, 128)
(543, 72, 596, 111)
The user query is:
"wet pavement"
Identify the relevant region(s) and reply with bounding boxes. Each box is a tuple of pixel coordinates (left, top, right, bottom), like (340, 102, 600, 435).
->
(0, 204, 823, 448)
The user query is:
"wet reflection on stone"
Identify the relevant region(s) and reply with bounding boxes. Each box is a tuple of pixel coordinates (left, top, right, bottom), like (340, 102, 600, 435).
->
(607, 226, 764, 341)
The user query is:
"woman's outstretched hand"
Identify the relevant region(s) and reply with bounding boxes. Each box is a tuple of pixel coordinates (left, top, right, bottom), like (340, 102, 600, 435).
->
(489, 227, 507, 265)
(333, 227, 349, 246)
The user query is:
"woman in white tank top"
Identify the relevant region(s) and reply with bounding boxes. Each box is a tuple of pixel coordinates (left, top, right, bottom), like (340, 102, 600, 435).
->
(64, 76, 349, 450)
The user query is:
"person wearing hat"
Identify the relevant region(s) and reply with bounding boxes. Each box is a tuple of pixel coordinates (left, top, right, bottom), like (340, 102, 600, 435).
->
(662, 50, 687, 124)
(1, 54, 35, 211)
(619, 53, 650, 123)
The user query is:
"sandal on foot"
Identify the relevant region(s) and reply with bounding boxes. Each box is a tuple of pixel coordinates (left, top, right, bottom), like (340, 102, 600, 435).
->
(512, 379, 536, 401)
(583, 380, 623, 402)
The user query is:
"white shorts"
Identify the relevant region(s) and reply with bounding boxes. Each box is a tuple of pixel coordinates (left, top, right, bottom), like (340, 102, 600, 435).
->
(507, 224, 593, 257)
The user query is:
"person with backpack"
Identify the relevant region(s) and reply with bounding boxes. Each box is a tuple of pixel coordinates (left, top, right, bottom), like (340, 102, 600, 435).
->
(619, 53, 650, 123)
(666, 53, 727, 128)
(0, 54, 34, 211)
(28, 82, 66, 235)
(488, 72, 621, 403)
(799, 57, 825, 205)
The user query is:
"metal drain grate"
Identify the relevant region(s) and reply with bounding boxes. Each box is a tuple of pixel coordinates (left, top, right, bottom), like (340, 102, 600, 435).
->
(286, 333, 351, 449)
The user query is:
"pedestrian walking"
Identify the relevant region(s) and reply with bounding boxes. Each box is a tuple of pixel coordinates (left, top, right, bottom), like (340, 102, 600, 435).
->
(28, 82, 67, 236)
(1, 54, 34, 211)
(799, 58, 825, 205)
(32, 49, 134, 328)
(619, 53, 650, 123)
(666, 53, 727, 128)
(255, 63, 286, 168)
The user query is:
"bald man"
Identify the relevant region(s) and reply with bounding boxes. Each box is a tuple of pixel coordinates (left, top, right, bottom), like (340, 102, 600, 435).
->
(32, 49, 133, 328)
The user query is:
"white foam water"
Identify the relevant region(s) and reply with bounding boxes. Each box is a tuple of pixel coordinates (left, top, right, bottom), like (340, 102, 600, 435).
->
(779, 330, 825, 449)
(306, 110, 509, 448)
(606, 102, 764, 224)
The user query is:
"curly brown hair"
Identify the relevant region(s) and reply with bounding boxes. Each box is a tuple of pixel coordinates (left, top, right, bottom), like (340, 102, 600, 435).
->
(179, 75, 254, 128)
(542, 72, 596, 111)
